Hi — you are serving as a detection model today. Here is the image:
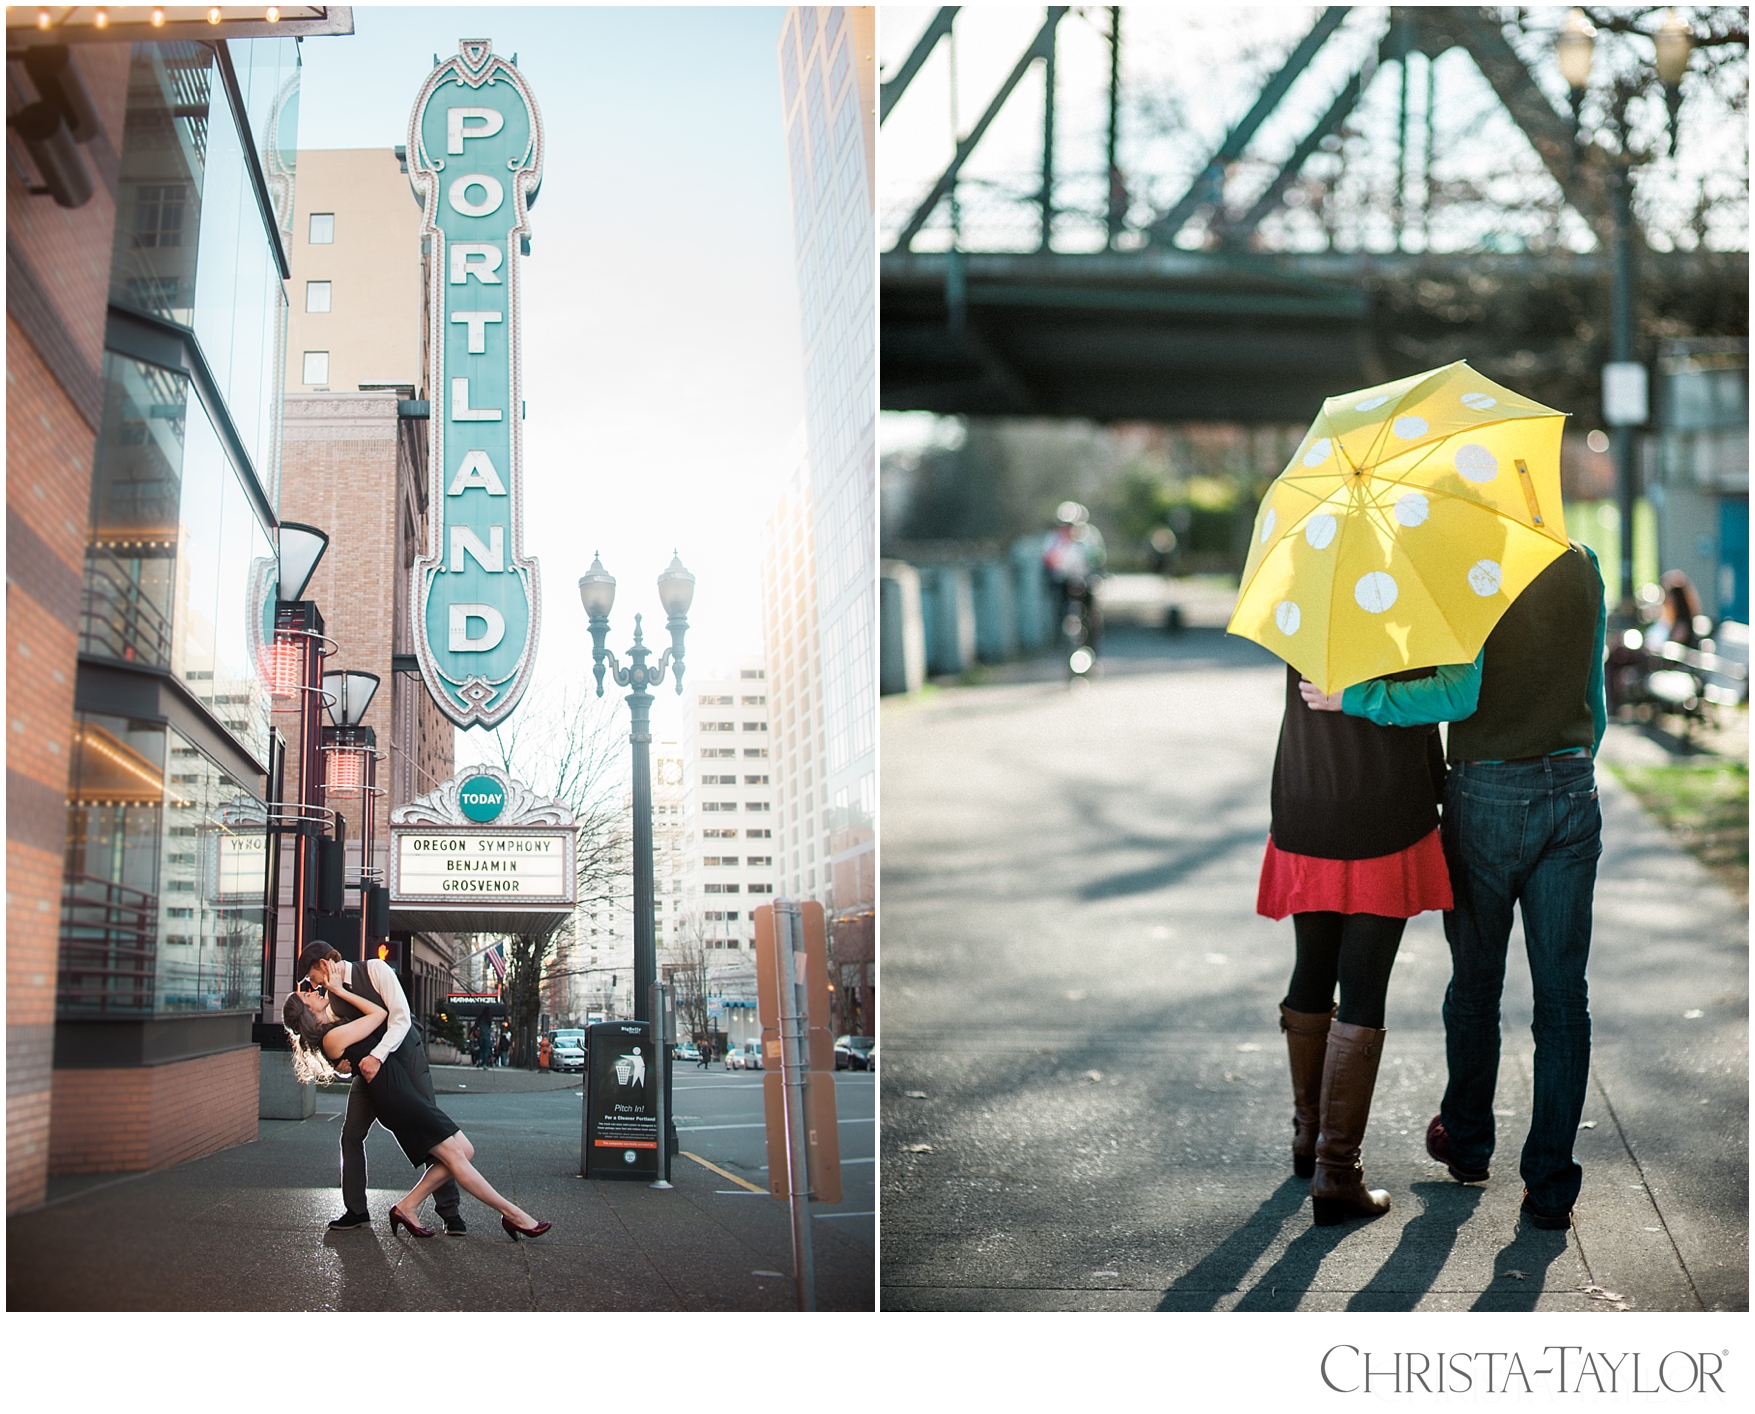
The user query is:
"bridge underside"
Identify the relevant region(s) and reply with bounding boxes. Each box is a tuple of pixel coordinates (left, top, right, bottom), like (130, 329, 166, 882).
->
(882, 249, 1746, 426)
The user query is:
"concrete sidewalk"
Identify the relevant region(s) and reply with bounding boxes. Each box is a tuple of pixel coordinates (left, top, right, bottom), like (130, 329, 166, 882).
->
(8, 1084, 872, 1311)
(880, 638, 1748, 1311)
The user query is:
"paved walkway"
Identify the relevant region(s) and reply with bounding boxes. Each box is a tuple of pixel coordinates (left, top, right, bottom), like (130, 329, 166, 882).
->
(9, 1083, 872, 1311)
(880, 629, 1748, 1311)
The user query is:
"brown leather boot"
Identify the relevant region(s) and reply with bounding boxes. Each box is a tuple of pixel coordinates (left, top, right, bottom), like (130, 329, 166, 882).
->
(1279, 1003, 1333, 1179)
(1310, 1020, 1392, 1225)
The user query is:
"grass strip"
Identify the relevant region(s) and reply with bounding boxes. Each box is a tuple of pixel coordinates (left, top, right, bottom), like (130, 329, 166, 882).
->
(1607, 760, 1748, 898)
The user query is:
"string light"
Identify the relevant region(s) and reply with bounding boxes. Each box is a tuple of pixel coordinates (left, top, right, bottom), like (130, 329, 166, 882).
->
(94, 8, 108, 27)
(36, 9, 52, 29)
(151, 8, 166, 27)
(266, 5, 280, 20)
(207, 6, 222, 24)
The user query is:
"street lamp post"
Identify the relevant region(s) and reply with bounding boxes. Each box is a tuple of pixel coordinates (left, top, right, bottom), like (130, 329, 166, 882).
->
(580, 551, 695, 1177)
(321, 670, 381, 961)
(1555, 8, 1694, 622)
(268, 523, 333, 997)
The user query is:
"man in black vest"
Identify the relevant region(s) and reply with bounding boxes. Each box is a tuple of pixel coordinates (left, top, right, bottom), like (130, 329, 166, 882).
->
(1305, 542, 1608, 1230)
(298, 942, 466, 1234)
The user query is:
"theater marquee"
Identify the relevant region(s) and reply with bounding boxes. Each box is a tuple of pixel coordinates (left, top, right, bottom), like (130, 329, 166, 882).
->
(388, 764, 575, 932)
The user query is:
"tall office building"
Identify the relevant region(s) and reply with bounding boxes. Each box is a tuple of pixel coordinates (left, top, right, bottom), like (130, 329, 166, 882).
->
(277, 148, 457, 1021)
(672, 667, 769, 1040)
(766, 7, 875, 1035)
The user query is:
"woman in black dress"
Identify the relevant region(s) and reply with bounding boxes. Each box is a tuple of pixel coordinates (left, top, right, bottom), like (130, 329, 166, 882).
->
(285, 972, 550, 1240)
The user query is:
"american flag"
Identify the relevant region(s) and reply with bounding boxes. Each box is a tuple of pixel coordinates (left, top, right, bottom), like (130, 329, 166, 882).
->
(485, 943, 507, 982)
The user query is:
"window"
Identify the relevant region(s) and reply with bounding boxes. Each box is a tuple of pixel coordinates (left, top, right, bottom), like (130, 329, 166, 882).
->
(132, 184, 189, 248)
(698, 694, 733, 706)
(746, 801, 771, 812)
(742, 695, 766, 706)
(743, 722, 767, 732)
(705, 856, 736, 867)
(741, 669, 765, 679)
(701, 774, 736, 785)
(704, 884, 740, 894)
(302, 351, 329, 385)
(744, 748, 768, 759)
(747, 883, 773, 895)
(746, 856, 771, 867)
(744, 775, 768, 785)
(701, 721, 734, 733)
(703, 828, 737, 839)
(309, 212, 334, 243)
(701, 747, 734, 759)
(701, 802, 737, 813)
(305, 280, 331, 313)
(746, 829, 771, 839)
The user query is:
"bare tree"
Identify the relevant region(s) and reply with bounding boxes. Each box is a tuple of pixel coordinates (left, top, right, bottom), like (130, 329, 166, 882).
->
(666, 917, 715, 1048)
(460, 678, 632, 1065)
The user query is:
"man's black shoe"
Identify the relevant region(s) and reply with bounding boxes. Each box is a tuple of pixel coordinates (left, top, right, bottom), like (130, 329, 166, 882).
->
(327, 1210, 372, 1230)
(1425, 1114, 1490, 1184)
(442, 1213, 468, 1236)
(1521, 1190, 1573, 1230)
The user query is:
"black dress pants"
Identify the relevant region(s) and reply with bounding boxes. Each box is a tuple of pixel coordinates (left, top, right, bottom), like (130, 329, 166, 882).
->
(341, 1029, 461, 1218)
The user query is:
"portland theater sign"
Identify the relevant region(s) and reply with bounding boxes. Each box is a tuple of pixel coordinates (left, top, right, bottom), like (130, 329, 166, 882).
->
(408, 39, 543, 729)
(389, 765, 576, 933)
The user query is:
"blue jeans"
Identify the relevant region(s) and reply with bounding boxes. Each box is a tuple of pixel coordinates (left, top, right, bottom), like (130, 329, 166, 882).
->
(1439, 755, 1601, 1214)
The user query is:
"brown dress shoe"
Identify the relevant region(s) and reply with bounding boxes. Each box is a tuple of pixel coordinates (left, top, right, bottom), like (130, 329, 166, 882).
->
(1279, 1003, 1333, 1179)
(1310, 1020, 1392, 1225)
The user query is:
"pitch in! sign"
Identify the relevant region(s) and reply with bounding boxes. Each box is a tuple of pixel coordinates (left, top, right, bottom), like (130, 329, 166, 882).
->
(407, 39, 543, 728)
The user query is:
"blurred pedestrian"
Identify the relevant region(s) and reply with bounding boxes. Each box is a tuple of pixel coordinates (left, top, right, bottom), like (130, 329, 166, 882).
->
(697, 1041, 711, 1069)
(1308, 541, 1607, 1231)
(1647, 569, 1704, 649)
(1260, 661, 1453, 1226)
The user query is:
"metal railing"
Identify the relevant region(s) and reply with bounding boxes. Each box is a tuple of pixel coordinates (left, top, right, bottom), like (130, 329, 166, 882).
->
(80, 545, 174, 667)
(58, 874, 159, 1014)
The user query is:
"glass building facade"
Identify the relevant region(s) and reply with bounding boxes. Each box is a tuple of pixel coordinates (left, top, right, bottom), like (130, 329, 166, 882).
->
(778, 7, 876, 921)
(61, 35, 297, 1022)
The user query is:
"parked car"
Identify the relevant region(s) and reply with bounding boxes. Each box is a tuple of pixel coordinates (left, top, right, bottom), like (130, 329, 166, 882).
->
(834, 1035, 875, 1071)
(726, 1041, 763, 1071)
(672, 1042, 701, 1063)
(550, 1030, 586, 1073)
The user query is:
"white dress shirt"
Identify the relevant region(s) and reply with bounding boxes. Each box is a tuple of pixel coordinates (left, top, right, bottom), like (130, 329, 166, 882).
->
(342, 958, 412, 1065)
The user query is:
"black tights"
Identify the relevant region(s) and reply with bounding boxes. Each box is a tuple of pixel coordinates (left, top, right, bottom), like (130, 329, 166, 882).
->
(1284, 912, 1406, 1029)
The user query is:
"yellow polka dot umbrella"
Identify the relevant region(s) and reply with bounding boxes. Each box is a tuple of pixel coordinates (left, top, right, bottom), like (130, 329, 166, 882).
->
(1228, 361, 1570, 695)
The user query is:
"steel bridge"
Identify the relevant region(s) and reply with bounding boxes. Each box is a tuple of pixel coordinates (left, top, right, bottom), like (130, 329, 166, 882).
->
(880, 6, 1747, 425)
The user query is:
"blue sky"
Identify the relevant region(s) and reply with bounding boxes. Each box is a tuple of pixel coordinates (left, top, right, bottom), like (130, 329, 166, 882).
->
(296, 6, 804, 751)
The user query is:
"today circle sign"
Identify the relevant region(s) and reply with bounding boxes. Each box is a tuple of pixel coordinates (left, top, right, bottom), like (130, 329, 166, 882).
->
(458, 774, 506, 823)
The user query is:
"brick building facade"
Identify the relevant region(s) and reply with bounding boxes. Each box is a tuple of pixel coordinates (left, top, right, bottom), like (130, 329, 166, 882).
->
(6, 11, 351, 1213)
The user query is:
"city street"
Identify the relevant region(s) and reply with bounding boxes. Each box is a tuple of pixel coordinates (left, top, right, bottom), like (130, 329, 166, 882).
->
(7, 1067, 873, 1311)
(879, 625, 1747, 1312)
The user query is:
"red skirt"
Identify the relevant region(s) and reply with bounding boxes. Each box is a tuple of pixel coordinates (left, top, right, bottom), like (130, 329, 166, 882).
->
(1256, 827, 1452, 921)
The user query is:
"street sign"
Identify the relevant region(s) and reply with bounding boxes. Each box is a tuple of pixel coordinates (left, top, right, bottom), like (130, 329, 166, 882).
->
(1603, 361, 1649, 426)
(583, 1020, 660, 1180)
(407, 39, 544, 728)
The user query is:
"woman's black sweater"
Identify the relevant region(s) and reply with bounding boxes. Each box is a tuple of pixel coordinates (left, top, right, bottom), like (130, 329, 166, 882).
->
(1268, 664, 1446, 860)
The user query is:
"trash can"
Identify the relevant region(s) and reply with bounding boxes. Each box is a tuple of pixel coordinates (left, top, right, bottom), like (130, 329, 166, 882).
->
(582, 1020, 660, 1180)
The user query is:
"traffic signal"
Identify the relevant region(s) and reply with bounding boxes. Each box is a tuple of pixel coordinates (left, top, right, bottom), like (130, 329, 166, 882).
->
(373, 940, 402, 968)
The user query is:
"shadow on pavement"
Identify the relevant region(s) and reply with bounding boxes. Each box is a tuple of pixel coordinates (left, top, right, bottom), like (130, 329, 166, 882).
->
(1343, 1181, 1484, 1311)
(1469, 1223, 1573, 1311)
(1155, 1175, 1312, 1311)
(1228, 1210, 1354, 1310)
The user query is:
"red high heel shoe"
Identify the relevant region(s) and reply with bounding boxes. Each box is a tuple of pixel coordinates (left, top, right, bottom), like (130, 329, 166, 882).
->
(389, 1205, 435, 1238)
(502, 1215, 552, 1241)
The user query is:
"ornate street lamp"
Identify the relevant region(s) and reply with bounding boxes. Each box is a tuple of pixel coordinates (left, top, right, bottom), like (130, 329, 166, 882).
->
(321, 671, 384, 960)
(270, 523, 336, 993)
(1552, 10, 1694, 621)
(1653, 10, 1695, 155)
(580, 551, 694, 1181)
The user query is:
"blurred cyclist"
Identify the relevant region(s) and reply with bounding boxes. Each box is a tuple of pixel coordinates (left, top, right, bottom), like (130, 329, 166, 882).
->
(1042, 501, 1108, 655)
